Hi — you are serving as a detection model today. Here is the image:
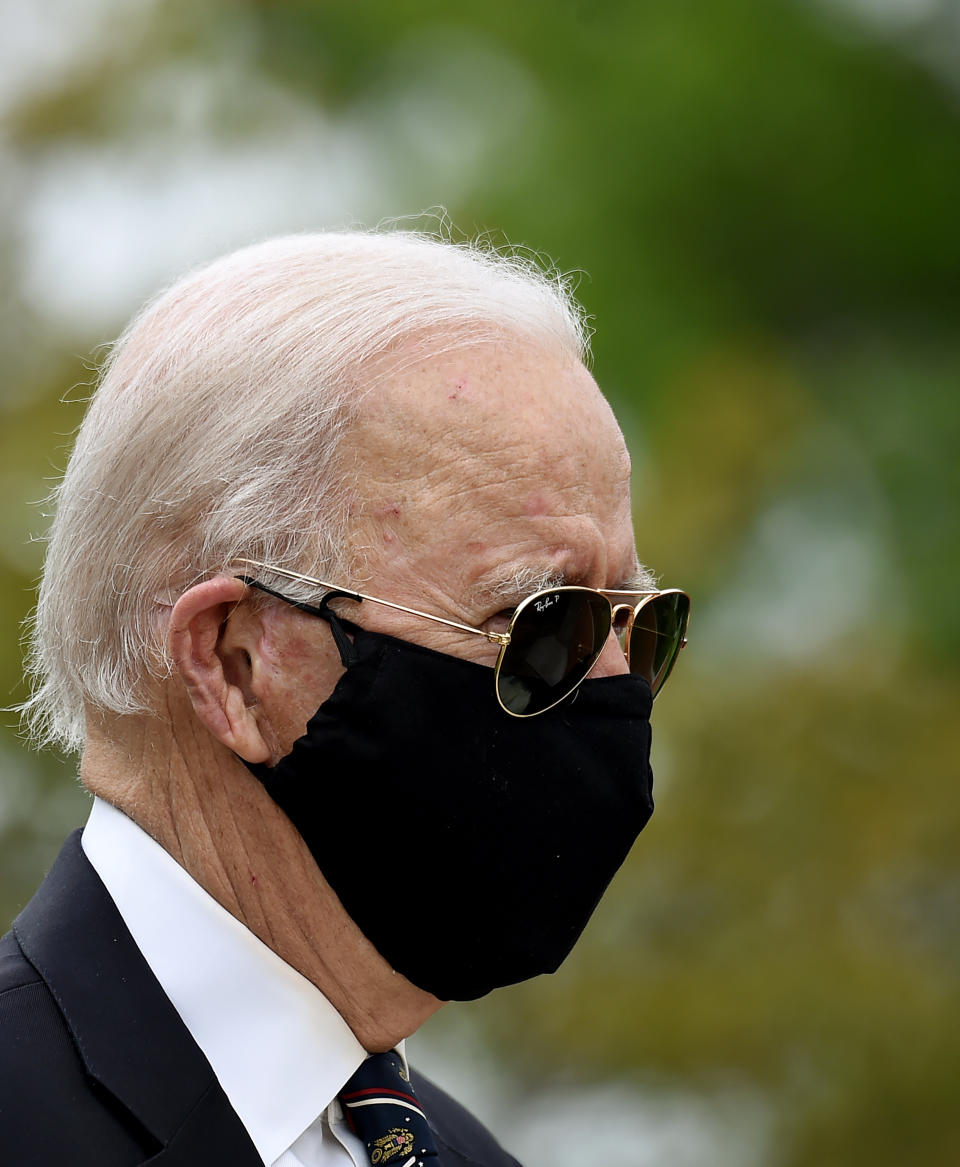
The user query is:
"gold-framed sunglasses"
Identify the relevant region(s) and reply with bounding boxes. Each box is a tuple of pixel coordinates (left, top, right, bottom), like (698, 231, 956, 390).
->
(233, 559, 690, 718)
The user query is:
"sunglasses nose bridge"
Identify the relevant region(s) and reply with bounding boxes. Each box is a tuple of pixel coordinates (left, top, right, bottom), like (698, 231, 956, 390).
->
(609, 602, 636, 663)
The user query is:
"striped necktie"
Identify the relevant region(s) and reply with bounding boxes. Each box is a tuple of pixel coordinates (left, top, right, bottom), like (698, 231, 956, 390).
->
(339, 1050, 439, 1166)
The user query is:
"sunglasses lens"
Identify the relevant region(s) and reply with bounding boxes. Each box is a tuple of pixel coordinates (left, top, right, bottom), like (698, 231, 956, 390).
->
(497, 590, 612, 716)
(629, 592, 690, 695)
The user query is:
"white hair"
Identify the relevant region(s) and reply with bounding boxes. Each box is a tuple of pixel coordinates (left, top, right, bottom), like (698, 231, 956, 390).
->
(23, 228, 590, 752)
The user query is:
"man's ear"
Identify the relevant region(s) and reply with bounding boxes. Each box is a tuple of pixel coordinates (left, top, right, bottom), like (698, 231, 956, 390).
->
(168, 576, 272, 763)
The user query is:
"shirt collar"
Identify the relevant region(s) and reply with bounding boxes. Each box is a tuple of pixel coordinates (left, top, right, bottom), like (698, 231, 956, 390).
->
(82, 796, 372, 1165)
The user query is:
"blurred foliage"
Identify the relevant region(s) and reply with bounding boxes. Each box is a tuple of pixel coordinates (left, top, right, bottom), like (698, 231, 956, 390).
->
(1, 1, 958, 1164)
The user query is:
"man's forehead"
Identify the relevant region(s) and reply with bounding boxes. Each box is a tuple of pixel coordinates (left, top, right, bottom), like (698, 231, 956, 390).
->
(337, 336, 638, 604)
(352, 339, 629, 480)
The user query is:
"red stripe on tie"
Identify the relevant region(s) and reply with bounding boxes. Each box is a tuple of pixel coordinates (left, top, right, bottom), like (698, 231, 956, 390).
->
(341, 1086, 420, 1107)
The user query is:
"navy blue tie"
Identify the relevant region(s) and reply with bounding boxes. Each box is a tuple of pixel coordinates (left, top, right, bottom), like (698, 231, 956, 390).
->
(339, 1050, 439, 1166)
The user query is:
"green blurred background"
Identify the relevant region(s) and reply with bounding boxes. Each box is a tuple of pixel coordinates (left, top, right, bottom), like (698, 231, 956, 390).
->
(2, 2, 958, 1164)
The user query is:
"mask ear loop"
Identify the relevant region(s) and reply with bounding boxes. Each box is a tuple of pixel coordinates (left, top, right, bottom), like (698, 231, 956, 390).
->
(239, 576, 362, 668)
(315, 594, 361, 668)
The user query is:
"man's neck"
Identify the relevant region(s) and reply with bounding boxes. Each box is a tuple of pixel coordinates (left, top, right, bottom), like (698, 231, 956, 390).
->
(80, 708, 443, 1053)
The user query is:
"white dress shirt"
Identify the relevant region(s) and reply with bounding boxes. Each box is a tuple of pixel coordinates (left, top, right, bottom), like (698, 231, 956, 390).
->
(82, 797, 401, 1167)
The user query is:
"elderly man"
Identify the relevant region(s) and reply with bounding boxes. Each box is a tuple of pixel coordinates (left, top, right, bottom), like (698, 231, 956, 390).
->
(0, 230, 689, 1166)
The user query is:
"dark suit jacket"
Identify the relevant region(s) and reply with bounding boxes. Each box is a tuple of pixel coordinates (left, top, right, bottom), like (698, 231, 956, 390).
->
(0, 832, 521, 1166)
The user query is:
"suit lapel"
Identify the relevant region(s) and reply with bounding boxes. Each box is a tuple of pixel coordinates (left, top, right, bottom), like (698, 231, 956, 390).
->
(14, 831, 262, 1166)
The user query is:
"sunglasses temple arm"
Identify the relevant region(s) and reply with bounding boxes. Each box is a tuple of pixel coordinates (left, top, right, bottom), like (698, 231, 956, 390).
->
(235, 561, 507, 647)
(355, 593, 509, 645)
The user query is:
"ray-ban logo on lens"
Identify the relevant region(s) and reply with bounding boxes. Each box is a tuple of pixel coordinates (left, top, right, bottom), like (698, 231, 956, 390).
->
(534, 594, 560, 613)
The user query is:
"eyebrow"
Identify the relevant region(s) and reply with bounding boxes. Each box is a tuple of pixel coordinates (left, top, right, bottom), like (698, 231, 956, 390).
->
(483, 565, 567, 604)
(480, 560, 659, 606)
(617, 562, 659, 591)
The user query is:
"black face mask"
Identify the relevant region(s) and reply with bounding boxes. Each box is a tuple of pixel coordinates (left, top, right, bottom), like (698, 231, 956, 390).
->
(244, 623, 654, 1001)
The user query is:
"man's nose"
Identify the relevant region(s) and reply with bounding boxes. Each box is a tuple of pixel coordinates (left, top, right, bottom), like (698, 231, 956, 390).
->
(590, 628, 631, 678)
